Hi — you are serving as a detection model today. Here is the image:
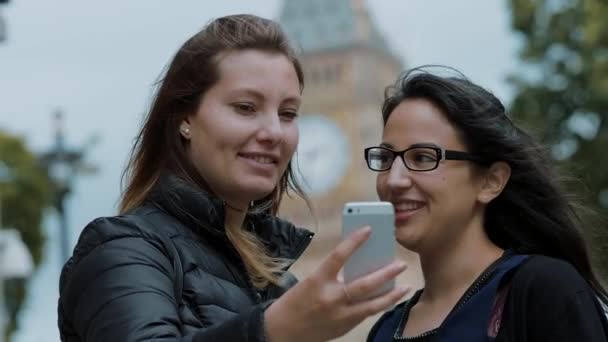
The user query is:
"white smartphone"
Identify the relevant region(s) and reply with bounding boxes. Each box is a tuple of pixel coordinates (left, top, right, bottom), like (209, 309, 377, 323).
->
(341, 201, 396, 299)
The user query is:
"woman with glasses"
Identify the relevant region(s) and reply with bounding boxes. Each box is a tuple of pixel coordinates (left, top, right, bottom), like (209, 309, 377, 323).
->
(366, 67, 608, 341)
(57, 15, 409, 342)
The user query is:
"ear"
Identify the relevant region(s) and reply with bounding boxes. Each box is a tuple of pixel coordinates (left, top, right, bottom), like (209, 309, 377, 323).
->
(477, 161, 511, 204)
(179, 119, 191, 140)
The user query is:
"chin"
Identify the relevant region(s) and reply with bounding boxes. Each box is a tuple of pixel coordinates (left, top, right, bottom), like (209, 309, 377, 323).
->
(230, 172, 282, 202)
(239, 182, 276, 200)
(395, 229, 419, 251)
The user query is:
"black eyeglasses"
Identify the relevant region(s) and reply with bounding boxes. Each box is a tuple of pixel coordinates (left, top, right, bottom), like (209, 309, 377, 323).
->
(364, 145, 482, 172)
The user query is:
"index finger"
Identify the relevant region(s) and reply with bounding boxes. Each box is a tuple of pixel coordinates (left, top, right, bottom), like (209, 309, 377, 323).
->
(318, 226, 371, 277)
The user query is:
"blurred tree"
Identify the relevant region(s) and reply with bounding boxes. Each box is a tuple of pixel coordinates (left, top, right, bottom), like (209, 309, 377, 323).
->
(508, 0, 608, 279)
(0, 130, 51, 341)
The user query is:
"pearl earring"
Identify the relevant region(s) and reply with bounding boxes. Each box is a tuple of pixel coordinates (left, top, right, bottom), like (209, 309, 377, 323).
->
(181, 128, 190, 136)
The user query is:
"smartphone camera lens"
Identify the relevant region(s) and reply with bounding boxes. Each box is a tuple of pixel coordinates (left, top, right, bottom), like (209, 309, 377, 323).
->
(347, 208, 353, 213)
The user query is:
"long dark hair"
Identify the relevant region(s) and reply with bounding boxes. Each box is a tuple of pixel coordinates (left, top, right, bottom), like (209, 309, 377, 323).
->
(382, 65, 608, 304)
(119, 14, 309, 288)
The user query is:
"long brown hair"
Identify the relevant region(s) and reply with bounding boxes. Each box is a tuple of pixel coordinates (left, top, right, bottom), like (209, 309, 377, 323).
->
(119, 14, 309, 288)
(382, 66, 608, 305)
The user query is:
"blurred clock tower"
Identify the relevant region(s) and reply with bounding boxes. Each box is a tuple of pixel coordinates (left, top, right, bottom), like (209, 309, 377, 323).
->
(277, 3, 423, 339)
(278, 0, 403, 243)
(277, 4, 423, 339)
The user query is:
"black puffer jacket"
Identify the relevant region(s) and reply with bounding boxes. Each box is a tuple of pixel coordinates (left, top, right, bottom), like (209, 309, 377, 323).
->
(57, 175, 314, 342)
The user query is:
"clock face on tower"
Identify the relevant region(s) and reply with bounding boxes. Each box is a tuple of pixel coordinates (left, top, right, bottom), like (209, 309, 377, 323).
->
(293, 114, 350, 196)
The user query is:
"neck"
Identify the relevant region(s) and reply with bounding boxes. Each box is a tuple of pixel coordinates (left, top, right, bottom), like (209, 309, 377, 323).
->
(417, 217, 503, 304)
(224, 200, 248, 231)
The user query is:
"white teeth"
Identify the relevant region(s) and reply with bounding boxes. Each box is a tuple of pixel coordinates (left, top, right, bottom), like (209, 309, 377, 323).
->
(244, 155, 274, 164)
(395, 202, 424, 211)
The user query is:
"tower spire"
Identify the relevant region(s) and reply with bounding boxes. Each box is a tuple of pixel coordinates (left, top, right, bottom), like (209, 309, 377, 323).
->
(278, 0, 397, 59)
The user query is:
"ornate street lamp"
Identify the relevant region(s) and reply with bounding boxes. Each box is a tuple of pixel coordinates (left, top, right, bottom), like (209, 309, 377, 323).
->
(39, 109, 98, 263)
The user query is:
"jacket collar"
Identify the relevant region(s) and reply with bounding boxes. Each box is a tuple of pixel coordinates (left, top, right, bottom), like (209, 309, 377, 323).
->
(148, 174, 313, 261)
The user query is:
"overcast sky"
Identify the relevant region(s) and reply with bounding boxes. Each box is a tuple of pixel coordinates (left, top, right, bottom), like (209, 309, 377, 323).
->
(0, 1, 520, 341)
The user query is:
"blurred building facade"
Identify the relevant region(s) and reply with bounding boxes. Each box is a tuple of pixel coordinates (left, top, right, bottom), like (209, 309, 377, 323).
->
(277, 1, 423, 340)
(278, 0, 402, 238)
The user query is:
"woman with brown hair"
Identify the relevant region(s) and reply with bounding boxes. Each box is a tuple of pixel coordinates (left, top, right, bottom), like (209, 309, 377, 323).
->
(57, 14, 408, 342)
(366, 67, 608, 341)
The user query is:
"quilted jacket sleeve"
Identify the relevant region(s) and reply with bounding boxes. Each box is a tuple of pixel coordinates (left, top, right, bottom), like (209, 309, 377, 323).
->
(58, 217, 270, 342)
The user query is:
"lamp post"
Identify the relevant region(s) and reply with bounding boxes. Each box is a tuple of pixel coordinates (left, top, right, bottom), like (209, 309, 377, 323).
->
(0, 161, 11, 231)
(39, 109, 98, 263)
(0, 230, 33, 342)
(0, 160, 33, 342)
(0, 0, 9, 43)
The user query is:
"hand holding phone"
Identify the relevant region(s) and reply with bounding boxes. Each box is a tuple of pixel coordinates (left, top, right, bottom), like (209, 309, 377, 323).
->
(265, 212, 408, 342)
(341, 201, 396, 299)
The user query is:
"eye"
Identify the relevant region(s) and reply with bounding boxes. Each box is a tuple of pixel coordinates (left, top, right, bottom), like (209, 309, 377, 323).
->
(232, 102, 256, 114)
(412, 152, 437, 163)
(279, 110, 299, 121)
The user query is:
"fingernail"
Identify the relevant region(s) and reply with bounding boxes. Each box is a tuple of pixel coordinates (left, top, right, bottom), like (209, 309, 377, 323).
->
(394, 261, 407, 270)
(359, 226, 371, 234)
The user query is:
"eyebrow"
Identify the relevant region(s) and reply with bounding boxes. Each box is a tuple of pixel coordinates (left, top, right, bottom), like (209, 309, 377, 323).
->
(229, 88, 264, 100)
(379, 142, 441, 150)
(229, 88, 301, 105)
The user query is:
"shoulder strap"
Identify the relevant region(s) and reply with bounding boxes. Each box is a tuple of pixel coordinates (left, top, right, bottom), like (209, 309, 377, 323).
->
(487, 280, 513, 337)
(590, 294, 608, 337)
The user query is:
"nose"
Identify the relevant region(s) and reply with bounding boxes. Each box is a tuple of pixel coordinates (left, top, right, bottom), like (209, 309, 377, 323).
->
(385, 156, 413, 190)
(257, 112, 284, 146)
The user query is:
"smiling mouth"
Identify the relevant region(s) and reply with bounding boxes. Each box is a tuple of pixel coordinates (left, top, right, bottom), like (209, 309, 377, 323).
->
(394, 201, 425, 211)
(238, 153, 278, 165)
(393, 201, 426, 222)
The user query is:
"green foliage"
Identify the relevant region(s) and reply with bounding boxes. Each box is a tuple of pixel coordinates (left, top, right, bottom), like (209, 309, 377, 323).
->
(508, 0, 608, 279)
(0, 130, 51, 340)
